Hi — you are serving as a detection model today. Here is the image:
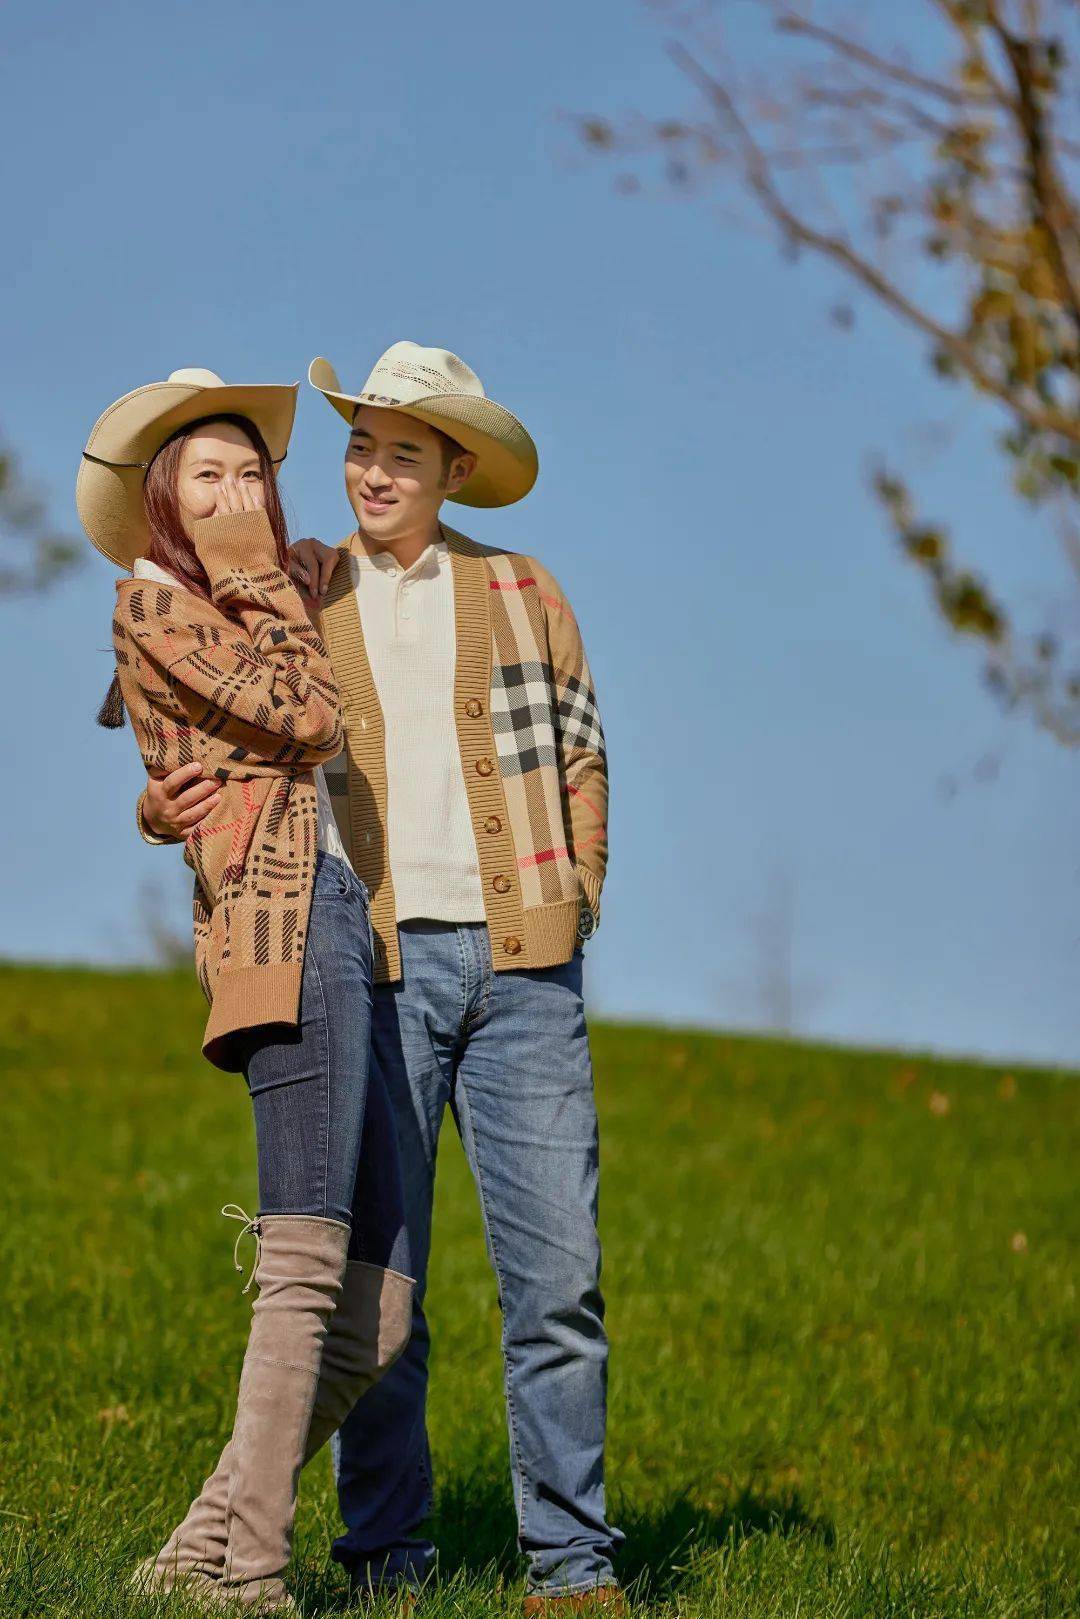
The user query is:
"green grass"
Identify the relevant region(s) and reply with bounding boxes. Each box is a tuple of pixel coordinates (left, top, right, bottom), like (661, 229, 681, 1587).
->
(0, 961, 1076, 1618)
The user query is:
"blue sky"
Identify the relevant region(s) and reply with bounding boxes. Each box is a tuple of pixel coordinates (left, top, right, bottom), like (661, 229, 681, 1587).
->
(2, 0, 1076, 1066)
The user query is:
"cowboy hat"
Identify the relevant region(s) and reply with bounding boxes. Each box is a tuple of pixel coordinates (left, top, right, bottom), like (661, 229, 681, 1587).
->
(77, 368, 299, 568)
(308, 342, 538, 508)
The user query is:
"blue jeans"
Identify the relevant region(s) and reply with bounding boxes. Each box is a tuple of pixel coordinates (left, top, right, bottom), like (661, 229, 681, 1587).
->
(239, 852, 409, 1273)
(330, 921, 621, 1595)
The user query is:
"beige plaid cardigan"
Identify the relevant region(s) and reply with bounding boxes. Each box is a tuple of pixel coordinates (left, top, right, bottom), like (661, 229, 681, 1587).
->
(313, 526, 608, 984)
(137, 522, 609, 989)
(117, 509, 343, 1067)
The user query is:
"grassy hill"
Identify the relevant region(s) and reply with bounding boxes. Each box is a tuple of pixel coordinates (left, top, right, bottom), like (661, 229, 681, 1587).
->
(0, 962, 1076, 1617)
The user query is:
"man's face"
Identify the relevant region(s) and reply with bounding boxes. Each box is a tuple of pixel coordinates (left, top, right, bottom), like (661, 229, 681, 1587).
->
(344, 405, 474, 544)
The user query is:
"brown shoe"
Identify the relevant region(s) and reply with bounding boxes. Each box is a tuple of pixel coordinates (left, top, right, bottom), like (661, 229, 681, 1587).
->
(522, 1588, 626, 1617)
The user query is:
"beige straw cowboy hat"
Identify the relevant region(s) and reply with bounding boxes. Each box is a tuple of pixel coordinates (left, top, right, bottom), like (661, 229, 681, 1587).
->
(308, 341, 538, 508)
(77, 368, 299, 568)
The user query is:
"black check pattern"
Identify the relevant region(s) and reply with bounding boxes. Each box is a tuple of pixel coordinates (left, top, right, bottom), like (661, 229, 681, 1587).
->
(555, 670, 607, 765)
(490, 658, 559, 777)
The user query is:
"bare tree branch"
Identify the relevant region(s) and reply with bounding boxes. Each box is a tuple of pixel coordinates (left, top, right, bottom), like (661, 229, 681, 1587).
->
(779, 9, 1011, 109)
(992, 16, 1080, 325)
(668, 39, 1080, 445)
(579, 3, 1080, 747)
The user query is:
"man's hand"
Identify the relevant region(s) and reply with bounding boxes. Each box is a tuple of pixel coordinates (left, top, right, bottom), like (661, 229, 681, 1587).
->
(289, 538, 339, 602)
(144, 762, 221, 840)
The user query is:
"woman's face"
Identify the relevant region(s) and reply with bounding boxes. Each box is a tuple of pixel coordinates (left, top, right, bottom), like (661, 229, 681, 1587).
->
(176, 421, 264, 522)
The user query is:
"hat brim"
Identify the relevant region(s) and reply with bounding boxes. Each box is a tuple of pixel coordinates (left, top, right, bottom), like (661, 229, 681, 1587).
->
(78, 382, 298, 569)
(308, 358, 537, 508)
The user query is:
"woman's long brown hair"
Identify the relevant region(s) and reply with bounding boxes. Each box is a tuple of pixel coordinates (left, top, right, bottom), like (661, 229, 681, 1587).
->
(96, 413, 290, 727)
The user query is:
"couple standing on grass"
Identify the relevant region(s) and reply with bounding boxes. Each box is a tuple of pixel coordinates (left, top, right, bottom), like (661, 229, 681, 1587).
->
(80, 342, 620, 1614)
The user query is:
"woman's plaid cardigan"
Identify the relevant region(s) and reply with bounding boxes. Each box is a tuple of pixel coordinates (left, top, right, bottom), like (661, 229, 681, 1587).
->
(114, 509, 343, 1069)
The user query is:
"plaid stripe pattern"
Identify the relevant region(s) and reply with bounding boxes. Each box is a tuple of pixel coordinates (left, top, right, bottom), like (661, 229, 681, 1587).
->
(114, 510, 342, 1066)
(476, 546, 607, 916)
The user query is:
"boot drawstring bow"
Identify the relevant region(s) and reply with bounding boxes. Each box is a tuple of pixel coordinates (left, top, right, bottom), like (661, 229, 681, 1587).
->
(222, 1204, 262, 1295)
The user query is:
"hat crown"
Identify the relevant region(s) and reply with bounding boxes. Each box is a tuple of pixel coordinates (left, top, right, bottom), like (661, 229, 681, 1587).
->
(361, 341, 486, 405)
(167, 367, 227, 388)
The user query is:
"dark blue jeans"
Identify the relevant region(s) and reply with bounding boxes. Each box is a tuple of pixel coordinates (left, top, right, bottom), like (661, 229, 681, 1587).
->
(240, 852, 409, 1273)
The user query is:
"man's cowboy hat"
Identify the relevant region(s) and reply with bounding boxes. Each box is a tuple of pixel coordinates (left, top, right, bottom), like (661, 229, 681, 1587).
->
(77, 368, 299, 569)
(308, 342, 538, 508)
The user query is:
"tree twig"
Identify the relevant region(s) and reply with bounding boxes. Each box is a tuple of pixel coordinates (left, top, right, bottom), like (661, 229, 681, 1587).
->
(777, 8, 1011, 109)
(668, 39, 1080, 446)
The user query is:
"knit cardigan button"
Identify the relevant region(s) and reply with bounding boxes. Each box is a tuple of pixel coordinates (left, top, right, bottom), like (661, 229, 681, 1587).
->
(503, 936, 522, 955)
(475, 757, 494, 777)
(465, 698, 484, 718)
(484, 816, 502, 835)
(493, 874, 511, 895)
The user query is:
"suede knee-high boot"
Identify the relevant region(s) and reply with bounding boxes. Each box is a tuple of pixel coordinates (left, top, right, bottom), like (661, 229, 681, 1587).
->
(207, 1214, 352, 1612)
(132, 1255, 414, 1595)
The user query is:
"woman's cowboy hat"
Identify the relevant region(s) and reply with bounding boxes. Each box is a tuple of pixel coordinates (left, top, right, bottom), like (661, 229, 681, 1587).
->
(77, 368, 299, 568)
(308, 342, 538, 508)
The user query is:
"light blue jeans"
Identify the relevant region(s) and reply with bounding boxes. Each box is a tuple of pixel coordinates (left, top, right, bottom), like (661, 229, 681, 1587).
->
(330, 920, 622, 1595)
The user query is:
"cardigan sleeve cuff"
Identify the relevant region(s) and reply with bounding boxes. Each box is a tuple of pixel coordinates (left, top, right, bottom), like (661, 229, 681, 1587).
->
(578, 865, 603, 935)
(190, 509, 279, 576)
(137, 788, 180, 846)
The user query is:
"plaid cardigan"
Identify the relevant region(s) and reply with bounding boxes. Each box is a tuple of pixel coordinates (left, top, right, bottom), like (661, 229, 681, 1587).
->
(316, 526, 608, 983)
(115, 509, 343, 1068)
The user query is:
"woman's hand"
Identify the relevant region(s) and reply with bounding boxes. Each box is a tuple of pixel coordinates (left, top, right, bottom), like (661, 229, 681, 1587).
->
(214, 475, 265, 517)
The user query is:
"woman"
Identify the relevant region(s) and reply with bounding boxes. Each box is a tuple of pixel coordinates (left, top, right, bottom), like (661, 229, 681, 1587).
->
(79, 368, 413, 1613)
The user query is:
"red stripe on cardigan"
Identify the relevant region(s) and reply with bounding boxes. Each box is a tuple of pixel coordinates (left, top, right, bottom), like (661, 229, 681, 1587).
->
(488, 575, 567, 616)
(517, 845, 570, 869)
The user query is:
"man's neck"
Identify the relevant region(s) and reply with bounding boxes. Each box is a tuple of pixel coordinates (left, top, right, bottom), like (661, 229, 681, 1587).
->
(359, 513, 443, 573)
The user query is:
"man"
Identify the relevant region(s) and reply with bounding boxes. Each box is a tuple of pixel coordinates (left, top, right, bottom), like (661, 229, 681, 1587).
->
(141, 342, 622, 1608)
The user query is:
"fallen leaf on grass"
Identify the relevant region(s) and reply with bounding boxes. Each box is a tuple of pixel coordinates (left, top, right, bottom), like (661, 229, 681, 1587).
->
(928, 1090, 951, 1116)
(999, 1073, 1017, 1099)
(1010, 1231, 1028, 1253)
(97, 1404, 129, 1425)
